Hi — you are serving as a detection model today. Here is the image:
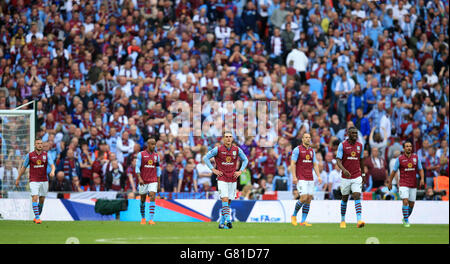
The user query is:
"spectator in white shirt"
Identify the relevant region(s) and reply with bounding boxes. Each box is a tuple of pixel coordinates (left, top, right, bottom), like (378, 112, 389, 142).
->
(192, 7, 209, 25)
(116, 131, 135, 164)
(176, 65, 197, 88)
(285, 45, 309, 82)
(424, 65, 439, 87)
(196, 155, 212, 190)
(215, 18, 231, 43)
(25, 22, 43, 43)
(199, 69, 219, 91)
(391, 1, 409, 21)
(351, 2, 366, 19)
(328, 161, 342, 200)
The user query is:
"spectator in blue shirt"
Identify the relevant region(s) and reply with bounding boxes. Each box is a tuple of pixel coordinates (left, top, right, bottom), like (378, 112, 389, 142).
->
(306, 71, 323, 100)
(352, 108, 371, 140)
(347, 83, 367, 116)
(366, 101, 386, 129)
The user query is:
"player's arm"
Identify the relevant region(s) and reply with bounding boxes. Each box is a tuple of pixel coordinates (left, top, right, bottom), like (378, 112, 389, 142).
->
(312, 150, 322, 184)
(335, 143, 350, 177)
(157, 155, 161, 192)
(16, 154, 30, 187)
(48, 155, 56, 178)
(135, 152, 144, 185)
(417, 155, 425, 188)
(387, 157, 399, 190)
(203, 147, 222, 176)
(290, 147, 299, 184)
(234, 148, 249, 178)
(360, 144, 365, 185)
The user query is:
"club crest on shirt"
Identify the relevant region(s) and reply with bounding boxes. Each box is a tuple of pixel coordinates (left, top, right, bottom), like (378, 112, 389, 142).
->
(43, 156, 46, 160)
(357, 146, 360, 151)
(413, 158, 416, 163)
(233, 151, 236, 156)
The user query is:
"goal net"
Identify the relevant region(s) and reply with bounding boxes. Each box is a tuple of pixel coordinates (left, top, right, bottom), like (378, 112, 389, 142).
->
(0, 108, 35, 198)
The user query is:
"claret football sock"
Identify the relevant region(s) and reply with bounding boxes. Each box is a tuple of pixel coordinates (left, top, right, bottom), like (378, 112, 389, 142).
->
(149, 201, 155, 221)
(38, 203, 43, 215)
(301, 203, 310, 223)
(32, 202, 40, 220)
(140, 201, 145, 219)
(293, 200, 303, 217)
(355, 200, 362, 222)
(402, 205, 410, 223)
(340, 200, 347, 222)
(222, 201, 230, 223)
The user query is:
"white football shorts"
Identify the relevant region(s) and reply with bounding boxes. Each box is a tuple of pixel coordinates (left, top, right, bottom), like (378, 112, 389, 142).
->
(217, 180, 237, 199)
(138, 182, 158, 195)
(340, 176, 362, 195)
(296, 180, 315, 195)
(399, 186, 417, 202)
(30, 181, 49, 197)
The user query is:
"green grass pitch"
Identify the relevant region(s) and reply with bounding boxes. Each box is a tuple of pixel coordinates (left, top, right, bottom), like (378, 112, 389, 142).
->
(0, 221, 448, 244)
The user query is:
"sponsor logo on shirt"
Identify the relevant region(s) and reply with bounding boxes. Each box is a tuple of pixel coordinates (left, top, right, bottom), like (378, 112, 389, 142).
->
(144, 159, 155, 168)
(222, 156, 235, 166)
(33, 159, 45, 168)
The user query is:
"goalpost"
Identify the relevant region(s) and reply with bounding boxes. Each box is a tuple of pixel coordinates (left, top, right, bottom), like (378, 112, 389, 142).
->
(0, 101, 36, 220)
(0, 101, 35, 197)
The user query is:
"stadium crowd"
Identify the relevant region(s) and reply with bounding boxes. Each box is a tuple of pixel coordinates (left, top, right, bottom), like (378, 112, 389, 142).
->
(0, 0, 448, 200)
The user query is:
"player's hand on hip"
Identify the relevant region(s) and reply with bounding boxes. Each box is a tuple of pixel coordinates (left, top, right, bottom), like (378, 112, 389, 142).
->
(212, 169, 223, 177)
(233, 171, 242, 178)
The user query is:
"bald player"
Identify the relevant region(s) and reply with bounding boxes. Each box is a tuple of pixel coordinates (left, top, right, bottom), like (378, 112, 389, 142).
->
(336, 126, 365, 228)
(136, 138, 161, 225)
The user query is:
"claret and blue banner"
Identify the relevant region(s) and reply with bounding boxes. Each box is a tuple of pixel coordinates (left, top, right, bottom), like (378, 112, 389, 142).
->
(0, 196, 448, 224)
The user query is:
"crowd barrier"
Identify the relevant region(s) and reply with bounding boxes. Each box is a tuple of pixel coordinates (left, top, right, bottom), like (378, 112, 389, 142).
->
(1, 198, 448, 224)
